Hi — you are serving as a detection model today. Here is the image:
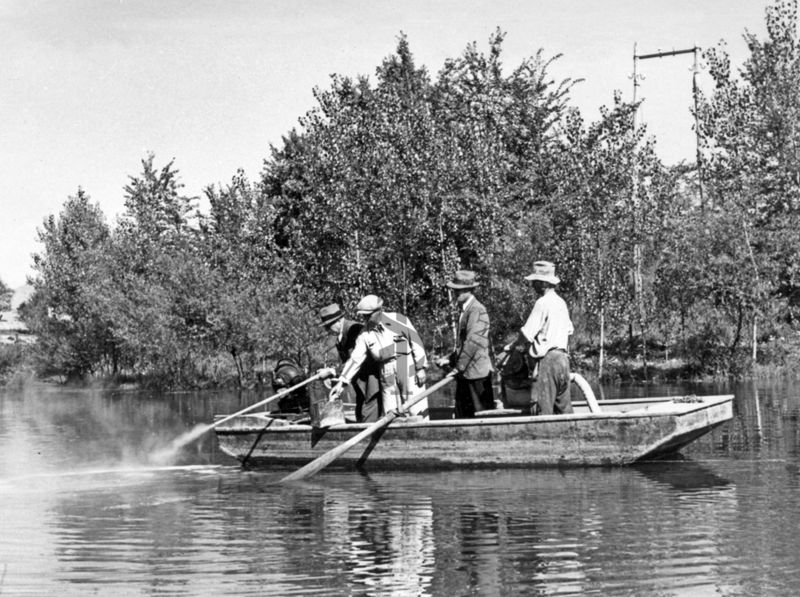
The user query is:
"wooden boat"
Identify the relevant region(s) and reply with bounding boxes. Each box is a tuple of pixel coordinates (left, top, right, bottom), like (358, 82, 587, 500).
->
(213, 386, 734, 469)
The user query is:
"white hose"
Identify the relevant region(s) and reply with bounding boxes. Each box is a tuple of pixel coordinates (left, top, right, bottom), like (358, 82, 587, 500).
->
(571, 372, 601, 413)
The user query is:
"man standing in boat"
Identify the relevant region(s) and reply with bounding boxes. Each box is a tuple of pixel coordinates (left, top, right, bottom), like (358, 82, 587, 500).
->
(505, 261, 573, 415)
(315, 303, 382, 422)
(328, 295, 430, 419)
(435, 270, 495, 417)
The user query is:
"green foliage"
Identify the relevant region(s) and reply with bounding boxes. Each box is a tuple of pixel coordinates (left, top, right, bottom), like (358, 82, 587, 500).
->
(685, 0, 800, 373)
(548, 97, 657, 335)
(0, 344, 32, 386)
(100, 156, 206, 384)
(28, 189, 113, 379)
(262, 31, 580, 336)
(0, 278, 10, 312)
(698, 0, 800, 283)
(202, 171, 323, 383)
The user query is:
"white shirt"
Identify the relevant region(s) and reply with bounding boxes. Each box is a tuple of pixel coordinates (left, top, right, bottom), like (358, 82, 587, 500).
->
(519, 289, 573, 357)
(341, 324, 398, 383)
(458, 294, 474, 327)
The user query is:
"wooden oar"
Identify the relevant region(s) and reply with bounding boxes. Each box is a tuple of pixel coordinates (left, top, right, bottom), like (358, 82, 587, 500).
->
(280, 371, 457, 483)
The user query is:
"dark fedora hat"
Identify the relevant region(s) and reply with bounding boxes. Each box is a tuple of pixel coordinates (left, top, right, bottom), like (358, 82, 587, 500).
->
(445, 270, 479, 290)
(318, 303, 344, 327)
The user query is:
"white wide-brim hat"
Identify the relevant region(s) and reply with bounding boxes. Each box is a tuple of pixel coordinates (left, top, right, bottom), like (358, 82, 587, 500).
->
(524, 261, 560, 285)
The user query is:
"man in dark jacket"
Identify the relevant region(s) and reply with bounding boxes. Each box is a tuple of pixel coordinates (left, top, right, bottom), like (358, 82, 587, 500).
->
(316, 303, 382, 422)
(437, 270, 495, 417)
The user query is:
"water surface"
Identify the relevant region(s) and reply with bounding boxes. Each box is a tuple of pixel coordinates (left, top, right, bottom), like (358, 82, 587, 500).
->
(1, 380, 799, 595)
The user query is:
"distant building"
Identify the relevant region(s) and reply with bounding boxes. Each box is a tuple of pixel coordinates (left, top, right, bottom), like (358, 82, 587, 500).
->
(0, 285, 35, 345)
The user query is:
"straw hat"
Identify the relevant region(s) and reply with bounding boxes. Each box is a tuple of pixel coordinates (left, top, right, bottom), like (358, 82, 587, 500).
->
(524, 261, 560, 285)
(445, 270, 479, 290)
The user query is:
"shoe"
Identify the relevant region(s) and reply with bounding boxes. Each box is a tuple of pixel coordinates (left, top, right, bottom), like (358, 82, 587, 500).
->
(396, 414, 424, 423)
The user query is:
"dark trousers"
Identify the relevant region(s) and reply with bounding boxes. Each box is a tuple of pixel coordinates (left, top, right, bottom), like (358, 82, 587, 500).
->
(354, 374, 382, 422)
(530, 350, 572, 415)
(455, 374, 495, 418)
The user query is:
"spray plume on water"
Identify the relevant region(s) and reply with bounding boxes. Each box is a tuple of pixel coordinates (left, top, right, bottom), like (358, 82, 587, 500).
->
(147, 423, 213, 466)
(0, 464, 221, 485)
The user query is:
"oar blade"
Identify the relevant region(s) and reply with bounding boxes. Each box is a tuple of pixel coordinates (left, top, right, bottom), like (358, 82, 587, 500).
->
(279, 412, 397, 483)
(279, 372, 455, 483)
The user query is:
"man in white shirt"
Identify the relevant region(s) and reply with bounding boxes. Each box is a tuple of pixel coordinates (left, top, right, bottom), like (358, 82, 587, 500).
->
(506, 261, 574, 415)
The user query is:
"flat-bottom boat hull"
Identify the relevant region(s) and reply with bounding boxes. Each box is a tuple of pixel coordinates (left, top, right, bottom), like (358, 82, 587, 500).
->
(214, 395, 734, 469)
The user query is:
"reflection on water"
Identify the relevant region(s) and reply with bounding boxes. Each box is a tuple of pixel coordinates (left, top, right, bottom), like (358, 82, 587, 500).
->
(2, 381, 800, 594)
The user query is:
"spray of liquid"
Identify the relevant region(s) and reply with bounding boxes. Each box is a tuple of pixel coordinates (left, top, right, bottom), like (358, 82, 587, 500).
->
(147, 423, 213, 466)
(0, 463, 220, 485)
(146, 379, 302, 465)
(144, 376, 307, 466)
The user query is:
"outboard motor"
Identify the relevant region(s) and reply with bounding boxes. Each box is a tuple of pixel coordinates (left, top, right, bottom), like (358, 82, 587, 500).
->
(271, 358, 310, 413)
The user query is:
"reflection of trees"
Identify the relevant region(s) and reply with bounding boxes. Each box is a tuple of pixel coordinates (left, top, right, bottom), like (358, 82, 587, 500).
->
(318, 485, 435, 594)
(310, 472, 590, 595)
(458, 508, 502, 591)
(432, 503, 586, 595)
(37, 461, 742, 595)
(684, 378, 800, 460)
(49, 471, 243, 593)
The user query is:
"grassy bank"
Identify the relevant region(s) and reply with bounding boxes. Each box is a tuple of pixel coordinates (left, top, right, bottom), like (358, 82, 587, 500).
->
(4, 334, 800, 390)
(0, 344, 36, 388)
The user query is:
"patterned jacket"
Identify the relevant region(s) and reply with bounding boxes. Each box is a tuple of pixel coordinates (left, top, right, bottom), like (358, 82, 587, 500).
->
(454, 296, 493, 380)
(340, 311, 427, 384)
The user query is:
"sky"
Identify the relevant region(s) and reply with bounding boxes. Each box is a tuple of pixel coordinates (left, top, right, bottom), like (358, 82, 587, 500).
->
(1, 0, 770, 289)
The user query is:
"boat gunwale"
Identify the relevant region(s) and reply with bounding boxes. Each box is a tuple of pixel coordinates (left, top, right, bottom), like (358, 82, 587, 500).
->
(213, 394, 734, 434)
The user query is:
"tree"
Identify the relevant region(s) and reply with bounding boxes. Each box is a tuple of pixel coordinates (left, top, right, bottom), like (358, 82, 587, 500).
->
(0, 278, 10, 313)
(29, 189, 114, 379)
(262, 31, 577, 345)
(104, 155, 209, 385)
(696, 0, 800, 363)
(202, 171, 320, 385)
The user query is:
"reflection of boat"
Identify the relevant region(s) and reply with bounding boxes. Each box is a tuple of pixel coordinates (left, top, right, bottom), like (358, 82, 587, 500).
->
(214, 394, 734, 469)
(633, 460, 732, 491)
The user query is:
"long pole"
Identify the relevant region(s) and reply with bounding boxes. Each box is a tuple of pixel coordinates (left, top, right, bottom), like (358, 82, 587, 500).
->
(150, 372, 324, 463)
(631, 44, 648, 380)
(209, 372, 323, 430)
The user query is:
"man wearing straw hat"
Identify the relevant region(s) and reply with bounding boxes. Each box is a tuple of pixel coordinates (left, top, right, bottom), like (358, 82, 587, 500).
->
(316, 303, 381, 422)
(329, 295, 430, 419)
(505, 261, 574, 415)
(436, 270, 495, 417)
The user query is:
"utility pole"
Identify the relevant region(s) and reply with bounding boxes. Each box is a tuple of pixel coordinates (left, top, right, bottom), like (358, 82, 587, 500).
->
(634, 45, 704, 205)
(630, 43, 703, 381)
(631, 43, 648, 380)
(631, 207, 648, 382)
